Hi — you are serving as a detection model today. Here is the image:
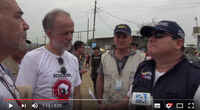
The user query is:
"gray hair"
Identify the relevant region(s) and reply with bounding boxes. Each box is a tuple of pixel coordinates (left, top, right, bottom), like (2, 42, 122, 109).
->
(42, 9, 71, 33)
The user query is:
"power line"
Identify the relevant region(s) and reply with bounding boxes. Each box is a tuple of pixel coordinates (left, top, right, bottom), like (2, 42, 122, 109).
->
(99, 8, 142, 27)
(97, 13, 113, 31)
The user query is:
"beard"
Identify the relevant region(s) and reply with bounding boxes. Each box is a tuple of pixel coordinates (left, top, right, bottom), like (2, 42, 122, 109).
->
(52, 40, 72, 52)
(18, 39, 27, 52)
(1, 36, 26, 55)
(16, 31, 27, 52)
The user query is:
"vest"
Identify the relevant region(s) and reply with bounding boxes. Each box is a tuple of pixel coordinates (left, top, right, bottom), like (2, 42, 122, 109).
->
(101, 51, 144, 104)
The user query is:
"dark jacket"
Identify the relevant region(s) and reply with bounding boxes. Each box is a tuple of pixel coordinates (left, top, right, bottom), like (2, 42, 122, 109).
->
(132, 56, 200, 109)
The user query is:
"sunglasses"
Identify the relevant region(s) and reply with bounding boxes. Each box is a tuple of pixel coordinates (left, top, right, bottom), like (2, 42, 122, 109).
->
(57, 57, 67, 75)
(149, 30, 174, 39)
(115, 32, 129, 39)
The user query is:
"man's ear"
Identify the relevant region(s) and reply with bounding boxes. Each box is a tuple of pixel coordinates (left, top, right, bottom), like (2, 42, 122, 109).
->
(176, 39, 184, 50)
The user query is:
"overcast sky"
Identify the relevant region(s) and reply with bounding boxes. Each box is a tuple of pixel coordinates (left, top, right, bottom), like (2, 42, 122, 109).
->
(17, 0, 200, 45)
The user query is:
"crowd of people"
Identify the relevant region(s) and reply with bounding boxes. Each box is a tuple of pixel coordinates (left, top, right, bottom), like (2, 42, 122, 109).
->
(0, 0, 200, 110)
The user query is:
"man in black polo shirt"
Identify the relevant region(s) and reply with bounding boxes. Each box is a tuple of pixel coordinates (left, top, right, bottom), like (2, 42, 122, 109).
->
(103, 20, 200, 110)
(130, 20, 200, 110)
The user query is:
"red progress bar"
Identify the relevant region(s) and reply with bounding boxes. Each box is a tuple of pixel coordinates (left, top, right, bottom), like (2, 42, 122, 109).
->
(5, 99, 69, 101)
(5, 99, 104, 101)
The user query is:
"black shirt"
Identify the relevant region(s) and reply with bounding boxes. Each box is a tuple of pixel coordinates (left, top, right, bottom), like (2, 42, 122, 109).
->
(91, 54, 101, 74)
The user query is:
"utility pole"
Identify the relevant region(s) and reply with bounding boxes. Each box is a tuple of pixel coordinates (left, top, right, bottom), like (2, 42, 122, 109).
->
(195, 16, 199, 28)
(92, 0, 97, 42)
(87, 17, 89, 44)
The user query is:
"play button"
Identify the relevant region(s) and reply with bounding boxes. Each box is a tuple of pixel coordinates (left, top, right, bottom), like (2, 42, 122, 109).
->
(9, 103, 13, 109)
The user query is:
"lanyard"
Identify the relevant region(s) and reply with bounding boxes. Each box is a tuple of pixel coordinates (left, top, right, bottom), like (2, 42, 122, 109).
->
(0, 64, 22, 107)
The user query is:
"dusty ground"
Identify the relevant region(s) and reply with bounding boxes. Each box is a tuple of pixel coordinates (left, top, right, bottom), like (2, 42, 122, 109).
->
(80, 67, 98, 110)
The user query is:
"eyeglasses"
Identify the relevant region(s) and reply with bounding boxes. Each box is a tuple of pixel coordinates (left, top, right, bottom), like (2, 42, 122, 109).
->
(57, 57, 67, 75)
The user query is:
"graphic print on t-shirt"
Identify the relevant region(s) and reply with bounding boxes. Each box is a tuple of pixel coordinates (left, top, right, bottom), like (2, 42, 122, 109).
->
(52, 79, 72, 99)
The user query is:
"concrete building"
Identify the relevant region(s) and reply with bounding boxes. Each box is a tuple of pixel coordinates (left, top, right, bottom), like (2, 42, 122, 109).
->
(92, 35, 145, 49)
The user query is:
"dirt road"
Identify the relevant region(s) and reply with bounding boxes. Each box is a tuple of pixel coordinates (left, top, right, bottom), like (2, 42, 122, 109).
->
(80, 68, 98, 110)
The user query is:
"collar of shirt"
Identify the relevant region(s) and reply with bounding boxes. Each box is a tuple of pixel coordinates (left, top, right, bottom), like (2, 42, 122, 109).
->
(108, 49, 136, 76)
(108, 49, 136, 58)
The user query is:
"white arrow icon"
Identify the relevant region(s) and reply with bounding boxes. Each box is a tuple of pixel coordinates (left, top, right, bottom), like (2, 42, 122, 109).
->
(9, 103, 13, 109)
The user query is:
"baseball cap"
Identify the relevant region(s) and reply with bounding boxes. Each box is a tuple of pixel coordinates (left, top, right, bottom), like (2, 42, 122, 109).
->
(114, 24, 132, 36)
(140, 20, 185, 39)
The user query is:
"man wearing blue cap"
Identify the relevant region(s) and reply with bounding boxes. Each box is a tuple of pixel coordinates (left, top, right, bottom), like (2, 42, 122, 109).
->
(96, 24, 145, 110)
(128, 20, 200, 110)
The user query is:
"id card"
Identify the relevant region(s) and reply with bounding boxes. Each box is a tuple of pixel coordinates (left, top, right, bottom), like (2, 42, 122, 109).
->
(115, 79, 122, 91)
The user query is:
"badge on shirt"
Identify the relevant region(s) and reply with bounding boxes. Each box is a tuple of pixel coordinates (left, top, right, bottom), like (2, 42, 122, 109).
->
(115, 79, 122, 91)
(141, 72, 152, 80)
(52, 79, 71, 99)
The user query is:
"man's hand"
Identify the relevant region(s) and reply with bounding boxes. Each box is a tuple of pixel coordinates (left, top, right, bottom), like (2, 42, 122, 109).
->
(17, 86, 32, 98)
(17, 86, 33, 110)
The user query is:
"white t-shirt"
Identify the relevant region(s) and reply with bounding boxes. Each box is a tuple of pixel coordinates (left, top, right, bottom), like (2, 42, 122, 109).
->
(16, 47, 81, 109)
(154, 70, 165, 86)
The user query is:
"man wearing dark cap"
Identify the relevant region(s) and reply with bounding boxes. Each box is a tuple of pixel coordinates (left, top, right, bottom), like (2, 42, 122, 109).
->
(121, 20, 200, 110)
(96, 24, 145, 110)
